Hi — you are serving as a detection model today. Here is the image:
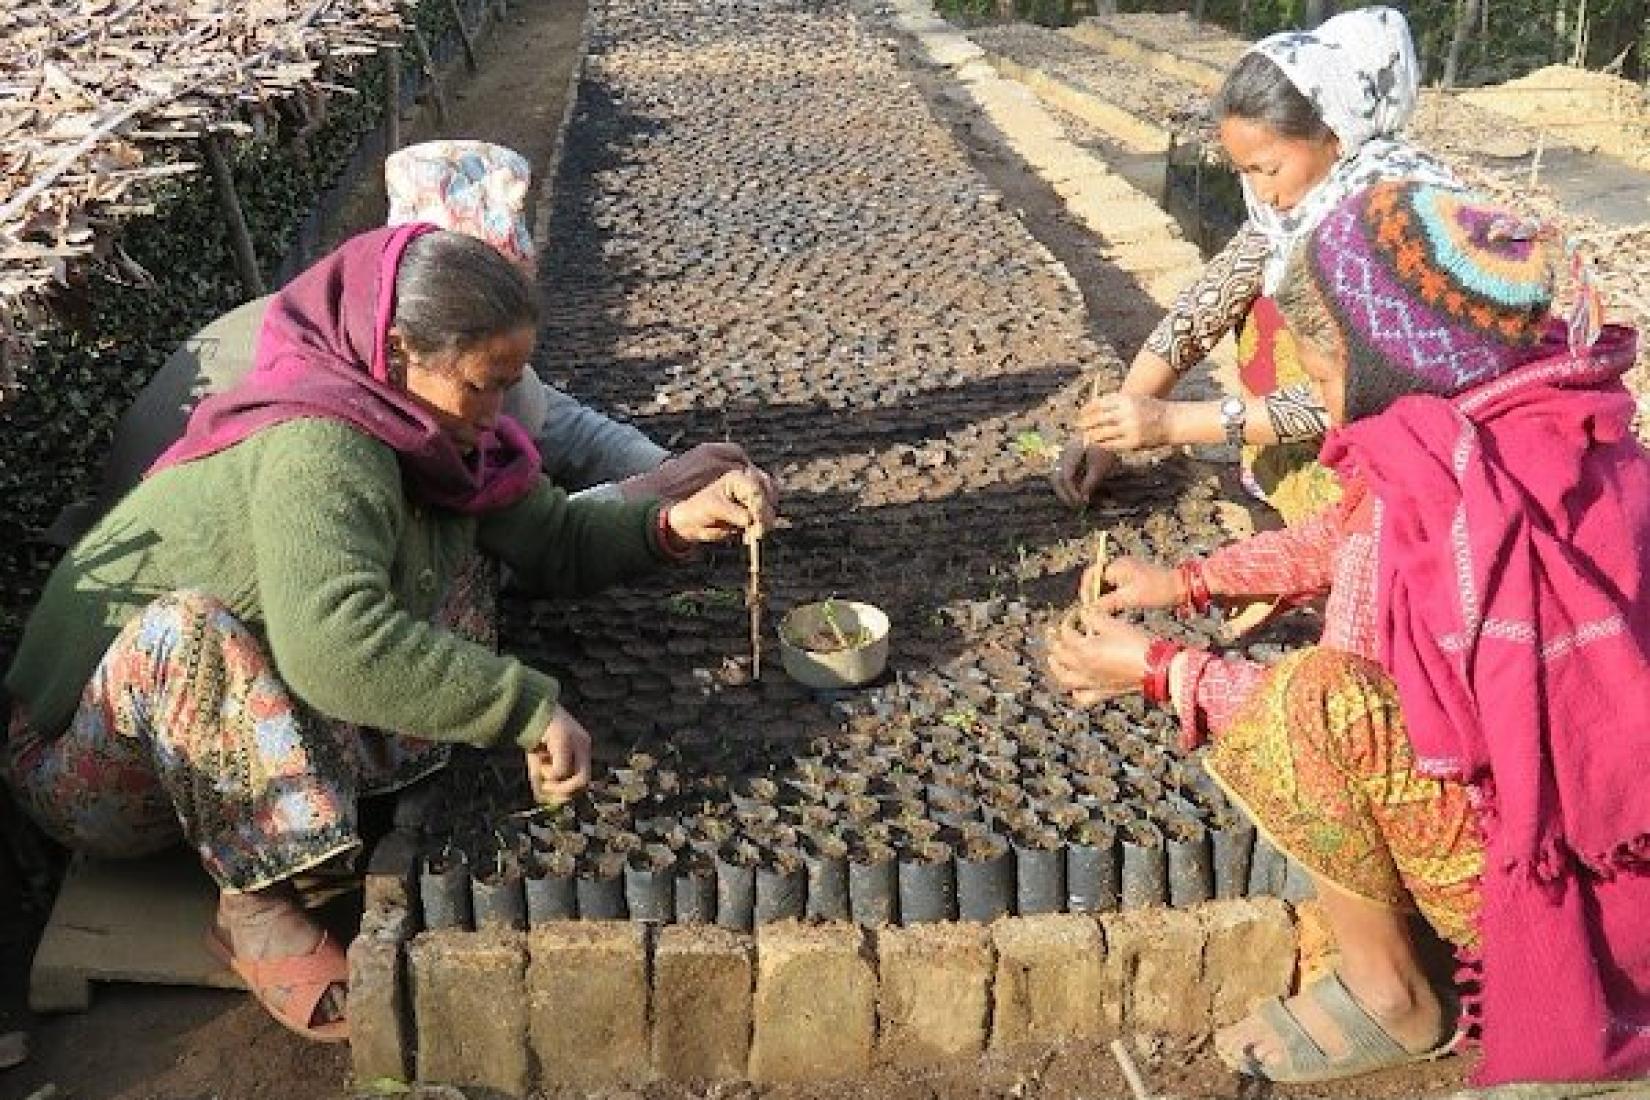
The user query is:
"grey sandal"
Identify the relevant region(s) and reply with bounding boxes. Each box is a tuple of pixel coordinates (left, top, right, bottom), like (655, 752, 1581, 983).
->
(1218, 972, 1457, 1085)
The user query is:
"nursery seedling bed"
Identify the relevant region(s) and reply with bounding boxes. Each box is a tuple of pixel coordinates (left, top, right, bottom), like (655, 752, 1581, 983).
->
(397, 0, 1321, 934)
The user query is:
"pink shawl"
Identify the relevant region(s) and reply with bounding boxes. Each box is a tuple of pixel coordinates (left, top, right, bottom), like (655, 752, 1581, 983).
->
(1322, 324, 1650, 1085)
(150, 223, 540, 514)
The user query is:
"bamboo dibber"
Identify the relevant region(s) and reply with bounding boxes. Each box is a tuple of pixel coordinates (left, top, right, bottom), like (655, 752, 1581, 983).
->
(1079, 530, 1112, 606)
(745, 527, 765, 679)
(1062, 530, 1113, 637)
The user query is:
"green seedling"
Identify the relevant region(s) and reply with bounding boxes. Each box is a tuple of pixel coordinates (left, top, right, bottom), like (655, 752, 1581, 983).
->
(793, 598, 873, 652)
(667, 587, 745, 617)
(1011, 429, 1060, 463)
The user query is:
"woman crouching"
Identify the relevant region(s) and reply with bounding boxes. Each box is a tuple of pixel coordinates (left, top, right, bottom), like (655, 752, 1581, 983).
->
(3, 225, 775, 1042)
(1049, 181, 1650, 1085)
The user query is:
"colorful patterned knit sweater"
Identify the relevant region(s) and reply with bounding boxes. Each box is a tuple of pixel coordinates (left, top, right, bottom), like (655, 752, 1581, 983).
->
(6, 418, 670, 749)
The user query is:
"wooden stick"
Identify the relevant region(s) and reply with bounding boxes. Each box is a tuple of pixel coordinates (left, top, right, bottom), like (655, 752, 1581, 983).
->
(200, 130, 265, 297)
(406, 22, 450, 125)
(1109, 1038, 1155, 1100)
(445, 0, 480, 72)
(1079, 530, 1111, 605)
(383, 45, 403, 152)
(745, 529, 764, 679)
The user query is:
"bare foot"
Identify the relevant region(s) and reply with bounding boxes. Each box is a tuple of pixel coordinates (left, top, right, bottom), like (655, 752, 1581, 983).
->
(216, 886, 346, 1027)
(1215, 969, 1445, 1075)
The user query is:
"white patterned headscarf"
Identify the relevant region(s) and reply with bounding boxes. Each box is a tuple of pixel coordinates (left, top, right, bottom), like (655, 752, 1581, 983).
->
(1239, 6, 1460, 292)
(385, 141, 534, 270)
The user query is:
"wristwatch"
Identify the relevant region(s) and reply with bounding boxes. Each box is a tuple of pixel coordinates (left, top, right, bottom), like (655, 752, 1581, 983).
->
(1219, 396, 1247, 447)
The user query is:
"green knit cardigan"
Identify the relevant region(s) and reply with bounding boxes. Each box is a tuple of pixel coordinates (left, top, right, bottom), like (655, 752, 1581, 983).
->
(6, 418, 670, 749)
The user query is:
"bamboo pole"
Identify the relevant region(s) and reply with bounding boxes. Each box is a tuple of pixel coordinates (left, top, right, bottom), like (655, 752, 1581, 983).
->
(406, 22, 450, 125)
(383, 45, 403, 151)
(200, 131, 265, 298)
(445, 0, 479, 72)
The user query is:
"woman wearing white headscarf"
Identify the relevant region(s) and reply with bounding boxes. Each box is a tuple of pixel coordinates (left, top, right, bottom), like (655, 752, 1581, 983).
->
(1053, 7, 1460, 524)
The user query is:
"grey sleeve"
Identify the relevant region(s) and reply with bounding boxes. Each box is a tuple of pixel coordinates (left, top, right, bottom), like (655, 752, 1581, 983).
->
(509, 374, 669, 491)
(99, 296, 272, 505)
(43, 296, 272, 547)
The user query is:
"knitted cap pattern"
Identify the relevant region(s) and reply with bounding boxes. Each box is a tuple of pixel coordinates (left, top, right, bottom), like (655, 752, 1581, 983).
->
(1303, 181, 1558, 421)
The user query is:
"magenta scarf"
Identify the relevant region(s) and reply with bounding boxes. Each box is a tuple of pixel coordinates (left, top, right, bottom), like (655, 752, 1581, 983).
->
(1323, 324, 1650, 1085)
(150, 223, 540, 514)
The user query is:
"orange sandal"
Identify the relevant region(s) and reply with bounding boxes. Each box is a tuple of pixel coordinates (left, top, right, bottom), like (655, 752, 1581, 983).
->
(206, 926, 350, 1043)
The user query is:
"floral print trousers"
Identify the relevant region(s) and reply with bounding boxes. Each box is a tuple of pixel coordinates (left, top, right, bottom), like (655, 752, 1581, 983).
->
(5, 562, 494, 893)
(1206, 646, 1486, 947)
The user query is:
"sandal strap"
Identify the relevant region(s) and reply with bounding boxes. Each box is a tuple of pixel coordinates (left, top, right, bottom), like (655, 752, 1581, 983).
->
(232, 932, 349, 992)
(1254, 996, 1332, 1074)
(1310, 972, 1411, 1063)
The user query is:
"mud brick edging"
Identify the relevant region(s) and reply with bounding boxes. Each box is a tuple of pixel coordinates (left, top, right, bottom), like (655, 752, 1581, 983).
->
(349, 898, 1297, 1093)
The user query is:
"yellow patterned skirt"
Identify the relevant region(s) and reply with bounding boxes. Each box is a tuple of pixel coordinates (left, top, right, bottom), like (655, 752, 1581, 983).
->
(1235, 299, 1344, 527)
(1205, 647, 1485, 947)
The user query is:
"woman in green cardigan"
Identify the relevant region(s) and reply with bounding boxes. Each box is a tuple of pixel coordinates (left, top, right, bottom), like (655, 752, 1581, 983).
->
(3, 225, 775, 1042)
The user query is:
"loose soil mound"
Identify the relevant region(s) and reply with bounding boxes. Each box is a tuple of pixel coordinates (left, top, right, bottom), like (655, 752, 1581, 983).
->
(1463, 65, 1650, 168)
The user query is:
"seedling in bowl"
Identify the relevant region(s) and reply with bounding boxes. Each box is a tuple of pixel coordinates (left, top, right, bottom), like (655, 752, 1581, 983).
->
(796, 598, 873, 653)
(776, 598, 891, 689)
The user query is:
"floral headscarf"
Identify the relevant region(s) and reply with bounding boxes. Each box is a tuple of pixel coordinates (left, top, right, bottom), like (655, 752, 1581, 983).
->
(1240, 6, 1461, 292)
(385, 141, 534, 269)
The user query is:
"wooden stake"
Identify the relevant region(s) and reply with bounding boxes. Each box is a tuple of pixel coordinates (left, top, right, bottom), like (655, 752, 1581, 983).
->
(200, 131, 265, 298)
(745, 529, 764, 680)
(1109, 1038, 1155, 1100)
(1079, 530, 1111, 606)
(445, 0, 479, 72)
(407, 22, 450, 125)
(383, 45, 403, 152)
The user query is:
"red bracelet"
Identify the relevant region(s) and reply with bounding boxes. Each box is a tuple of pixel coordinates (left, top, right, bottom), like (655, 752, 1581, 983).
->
(1176, 560, 1211, 617)
(1141, 638, 1183, 706)
(655, 505, 695, 562)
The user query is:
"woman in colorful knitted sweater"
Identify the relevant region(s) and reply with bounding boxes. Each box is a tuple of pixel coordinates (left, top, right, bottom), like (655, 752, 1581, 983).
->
(1053, 7, 1460, 525)
(1049, 182, 1650, 1085)
(3, 225, 776, 1042)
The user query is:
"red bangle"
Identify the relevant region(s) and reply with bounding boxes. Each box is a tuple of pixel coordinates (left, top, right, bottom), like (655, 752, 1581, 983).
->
(655, 505, 695, 562)
(1177, 560, 1211, 617)
(1141, 638, 1182, 706)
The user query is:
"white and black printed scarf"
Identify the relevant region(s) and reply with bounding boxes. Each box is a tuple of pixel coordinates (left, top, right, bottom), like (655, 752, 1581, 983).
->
(1242, 6, 1461, 293)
